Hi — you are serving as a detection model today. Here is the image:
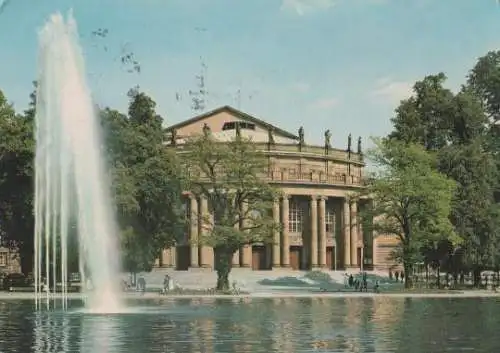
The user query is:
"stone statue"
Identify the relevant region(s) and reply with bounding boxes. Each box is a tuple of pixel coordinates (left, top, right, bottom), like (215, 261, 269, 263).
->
(170, 128, 177, 146)
(347, 133, 352, 151)
(268, 126, 275, 144)
(357, 136, 362, 154)
(298, 126, 305, 144)
(235, 121, 241, 137)
(324, 129, 331, 148)
(202, 123, 211, 136)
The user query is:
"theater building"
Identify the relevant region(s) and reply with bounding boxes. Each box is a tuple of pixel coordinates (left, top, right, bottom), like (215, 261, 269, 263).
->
(157, 106, 396, 271)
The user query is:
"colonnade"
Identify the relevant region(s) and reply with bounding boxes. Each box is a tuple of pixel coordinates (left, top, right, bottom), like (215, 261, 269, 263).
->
(157, 194, 363, 270)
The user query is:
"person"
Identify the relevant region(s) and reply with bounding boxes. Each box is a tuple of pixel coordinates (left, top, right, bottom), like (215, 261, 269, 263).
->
(348, 274, 354, 288)
(362, 272, 368, 292)
(163, 274, 170, 295)
(137, 276, 146, 295)
(374, 280, 380, 293)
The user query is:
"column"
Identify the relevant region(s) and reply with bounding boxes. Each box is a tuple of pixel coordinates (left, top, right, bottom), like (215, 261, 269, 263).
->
(350, 201, 358, 267)
(189, 195, 199, 268)
(272, 198, 281, 268)
(310, 195, 318, 268)
(318, 196, 327, 268)
(199, 196, 214, 268)
(343, 198, 351, 267)
(281, 195, 290, 267)
(240, 202, 252, 268)
(170, 247, 177, 268)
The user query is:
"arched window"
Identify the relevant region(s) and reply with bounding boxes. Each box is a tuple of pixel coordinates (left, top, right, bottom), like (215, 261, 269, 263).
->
(289, 201, 303, 233)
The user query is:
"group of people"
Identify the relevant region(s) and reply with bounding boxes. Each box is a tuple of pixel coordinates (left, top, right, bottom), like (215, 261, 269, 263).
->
(119, 274, 174, 295)
(344, 272, 380, 293)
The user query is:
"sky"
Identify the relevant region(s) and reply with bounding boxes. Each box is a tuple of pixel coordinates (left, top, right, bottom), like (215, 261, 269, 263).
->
(1, 0, 500, 148)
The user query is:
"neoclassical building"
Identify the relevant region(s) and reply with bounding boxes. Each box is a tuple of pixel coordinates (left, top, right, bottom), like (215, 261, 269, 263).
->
(156, 106, 396, 271)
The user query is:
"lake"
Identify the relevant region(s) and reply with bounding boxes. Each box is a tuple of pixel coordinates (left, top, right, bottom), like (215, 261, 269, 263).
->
(0, 296, 498, 352)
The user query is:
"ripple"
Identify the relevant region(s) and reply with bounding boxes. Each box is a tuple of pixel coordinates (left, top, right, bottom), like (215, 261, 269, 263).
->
(0, 297, 499, 352)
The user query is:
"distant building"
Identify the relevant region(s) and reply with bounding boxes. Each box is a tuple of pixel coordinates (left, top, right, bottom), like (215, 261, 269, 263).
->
(156, 106, 397, 271)
(0, 247, 21, 274)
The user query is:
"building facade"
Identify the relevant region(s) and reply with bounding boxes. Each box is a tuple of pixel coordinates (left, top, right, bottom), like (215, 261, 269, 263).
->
(0, 247, 21, 274)
(157, 106, 396, 271)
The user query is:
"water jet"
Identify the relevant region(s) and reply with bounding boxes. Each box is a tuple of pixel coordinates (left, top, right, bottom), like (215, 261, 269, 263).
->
(34, 11, 122, 313)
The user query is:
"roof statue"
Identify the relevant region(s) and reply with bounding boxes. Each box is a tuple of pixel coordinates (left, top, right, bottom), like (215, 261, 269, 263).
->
(170, 128, 177, 146)
(324, 129, 331, 149)
(202, 122, 211, 136)
(298, 126, 305, 145)
(268, 126, 275, 144)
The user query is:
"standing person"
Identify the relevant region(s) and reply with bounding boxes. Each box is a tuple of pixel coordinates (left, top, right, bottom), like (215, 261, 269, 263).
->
(163, 274, 170, 295)
(137, 276, 146, 295)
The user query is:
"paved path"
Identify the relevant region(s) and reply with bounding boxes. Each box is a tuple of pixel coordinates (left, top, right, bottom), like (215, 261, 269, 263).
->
(1, 290, 499, 301)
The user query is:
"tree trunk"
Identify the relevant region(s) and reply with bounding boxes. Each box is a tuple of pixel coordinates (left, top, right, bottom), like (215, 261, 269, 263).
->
(473, 267, 481, 288)
(403, 261, 413, 289)
(214, 247, 233, 291)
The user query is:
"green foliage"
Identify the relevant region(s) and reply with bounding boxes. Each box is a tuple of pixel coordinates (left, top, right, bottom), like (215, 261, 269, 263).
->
(389, 61, 500, 284)
(0, 89, 35, 272)
(182, 133, 281, 290)
(389, 73, 454, 150)
(360, 138, 457, 288)
(467, 50, 500, 119)
(101, 90, 186, 274)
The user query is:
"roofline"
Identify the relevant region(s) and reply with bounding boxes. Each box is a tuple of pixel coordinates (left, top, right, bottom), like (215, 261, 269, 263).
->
(165, 105, 299, 140)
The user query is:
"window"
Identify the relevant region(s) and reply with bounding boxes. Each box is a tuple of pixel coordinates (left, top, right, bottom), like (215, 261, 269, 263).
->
(222, 121, 256, 131)
(289, 201, 303, 233)
(222, 122, 236, 130)
(325, 208, 335, 234)
(0, 253, 7, 267)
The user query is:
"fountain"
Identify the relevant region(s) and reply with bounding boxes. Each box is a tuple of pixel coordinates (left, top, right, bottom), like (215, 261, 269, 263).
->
(33, 11, 122, 312)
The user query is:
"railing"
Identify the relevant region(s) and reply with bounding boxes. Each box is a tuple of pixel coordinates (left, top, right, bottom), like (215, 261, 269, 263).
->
(184, 170, 364, 187)
(172, 141, 364, 164)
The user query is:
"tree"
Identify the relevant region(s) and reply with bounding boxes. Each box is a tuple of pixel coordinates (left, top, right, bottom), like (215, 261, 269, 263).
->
(0, 89, 35, 273)
(388, 69, 500, 285)
(182, 132, 281, 290)
(100, 90, 186, 275)
(389, 73, 454, 150)
(438, 140, 500, 286)
(467, 50, 500, 120)
(360, 138, 457, 288)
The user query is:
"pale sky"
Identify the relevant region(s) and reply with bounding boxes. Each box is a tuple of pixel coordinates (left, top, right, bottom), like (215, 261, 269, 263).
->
(1, 0, 500, 148)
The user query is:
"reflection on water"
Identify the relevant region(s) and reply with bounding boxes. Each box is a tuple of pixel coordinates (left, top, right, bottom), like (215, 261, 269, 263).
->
(0, 297, 499, 352)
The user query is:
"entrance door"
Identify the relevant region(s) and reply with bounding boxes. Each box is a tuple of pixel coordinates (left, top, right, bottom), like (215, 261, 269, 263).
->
(289, 246, 301, 270)
(176, 246, 190, 271)
(326, 247, 334, 270)
(252, 246, 267, 270)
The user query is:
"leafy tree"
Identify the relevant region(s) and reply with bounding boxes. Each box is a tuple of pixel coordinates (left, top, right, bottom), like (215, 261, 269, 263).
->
(438, 140, 500, 286)
(100, 90, 186, 276)
(388, 70, 500, 286)
(467, 50, 500, 120)
(0, 89, 34, 273)
(389, 73, 454, 150)
(182, 132, 281, 290)
(359, 138, 457, 288)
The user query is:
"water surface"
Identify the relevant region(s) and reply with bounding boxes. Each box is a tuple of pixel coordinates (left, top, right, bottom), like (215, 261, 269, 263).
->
(0, 297, 498, 352)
